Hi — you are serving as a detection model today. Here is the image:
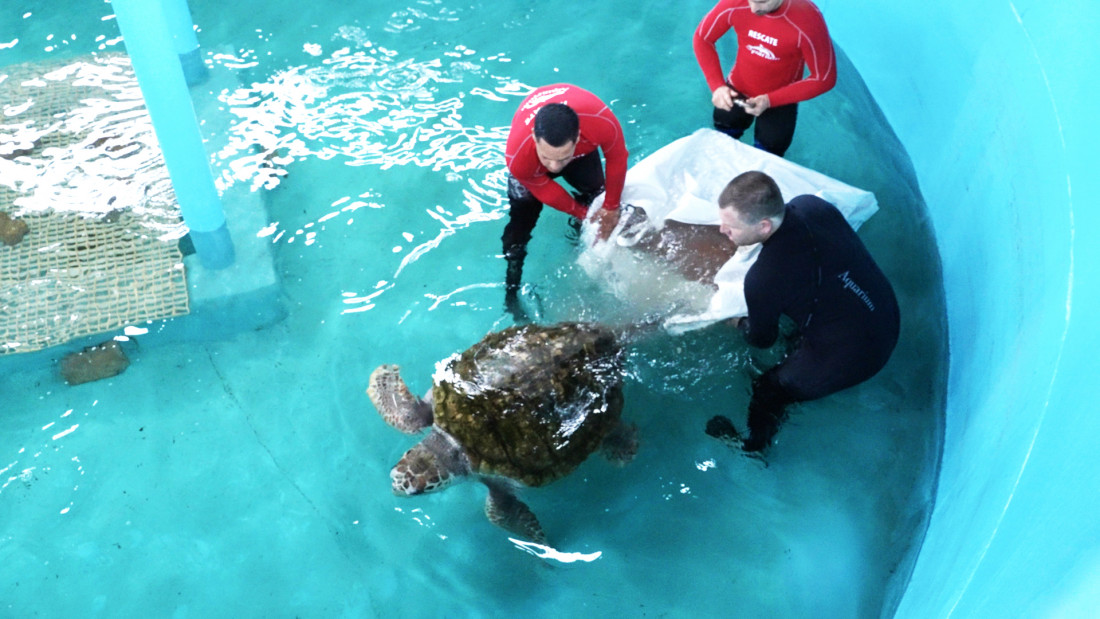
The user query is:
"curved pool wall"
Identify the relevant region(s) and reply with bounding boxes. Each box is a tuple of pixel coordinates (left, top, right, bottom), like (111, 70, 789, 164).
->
(817, 0, 1100, 615)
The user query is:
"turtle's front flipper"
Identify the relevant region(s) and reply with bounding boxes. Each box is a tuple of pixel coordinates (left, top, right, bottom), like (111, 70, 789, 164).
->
(483, 480, 547, 545)
(601, 421, 639, 465)
(368, 364, 433, 434)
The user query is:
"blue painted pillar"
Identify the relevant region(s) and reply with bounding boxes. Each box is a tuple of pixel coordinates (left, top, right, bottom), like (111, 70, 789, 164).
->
(110, 0, 234, 270)
(160, 0, 209, 86)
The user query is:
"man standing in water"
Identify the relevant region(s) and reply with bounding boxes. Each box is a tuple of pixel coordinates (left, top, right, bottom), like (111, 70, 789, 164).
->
(706, 171, 899, 452)
(502, 83, 627, 322)
(693, 0, 836, 157)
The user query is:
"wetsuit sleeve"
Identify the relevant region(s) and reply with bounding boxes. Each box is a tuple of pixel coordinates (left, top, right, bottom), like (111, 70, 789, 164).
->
(521, 176, 589, 219)
(602, 150, 627, 210)
(593, 112, 628, 210)
(743, 269, 782, 348)
(693, 2, 735, 93)
(766, 11, 837, 108)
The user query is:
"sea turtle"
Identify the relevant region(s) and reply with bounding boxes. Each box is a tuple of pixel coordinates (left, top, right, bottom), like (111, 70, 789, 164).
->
(367, 322, 638, 545)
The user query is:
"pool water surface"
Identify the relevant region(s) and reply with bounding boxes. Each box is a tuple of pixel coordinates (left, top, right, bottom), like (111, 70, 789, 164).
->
(1, 1, 946, 616)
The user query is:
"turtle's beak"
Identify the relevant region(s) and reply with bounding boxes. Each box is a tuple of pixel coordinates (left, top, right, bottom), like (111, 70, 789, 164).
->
(391, 444, 438, 496)
(391, 465, 425, 496)
(390, 441, 455, 496)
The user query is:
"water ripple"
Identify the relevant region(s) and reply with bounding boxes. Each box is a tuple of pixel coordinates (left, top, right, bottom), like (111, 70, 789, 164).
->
(209, 29, 531, 313)
(213, 39, 521, 192)
(0, 54, 184, 238)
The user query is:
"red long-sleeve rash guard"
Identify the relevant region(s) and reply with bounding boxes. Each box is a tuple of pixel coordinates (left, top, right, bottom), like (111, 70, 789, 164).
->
(505, 84, 628, 218)
(693, 0, 836, 108)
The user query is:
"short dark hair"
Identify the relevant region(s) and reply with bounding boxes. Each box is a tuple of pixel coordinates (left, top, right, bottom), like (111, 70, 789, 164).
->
(718, 171, 785, 223)
(533, 103, 580, 147)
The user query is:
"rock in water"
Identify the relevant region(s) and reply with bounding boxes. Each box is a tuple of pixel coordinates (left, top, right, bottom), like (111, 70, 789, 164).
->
(0, 211, 29, 247)
(60, 341, 130, 385)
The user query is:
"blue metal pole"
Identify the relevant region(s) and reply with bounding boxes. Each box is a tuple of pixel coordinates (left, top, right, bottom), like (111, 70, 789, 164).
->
(160, 0, 209, 86)
(110, 0, 234, 270)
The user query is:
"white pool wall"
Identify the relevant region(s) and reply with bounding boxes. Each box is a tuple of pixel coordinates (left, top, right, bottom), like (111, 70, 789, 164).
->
(815, 0, 1100, 615)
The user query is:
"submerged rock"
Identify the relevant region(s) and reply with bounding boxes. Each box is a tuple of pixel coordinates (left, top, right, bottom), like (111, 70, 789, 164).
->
(0, 211, 29, 247)
(60, 340, 130, 385)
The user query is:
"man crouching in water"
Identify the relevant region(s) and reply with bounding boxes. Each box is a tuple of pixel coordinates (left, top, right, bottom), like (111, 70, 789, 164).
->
(706, 171, 900, 452)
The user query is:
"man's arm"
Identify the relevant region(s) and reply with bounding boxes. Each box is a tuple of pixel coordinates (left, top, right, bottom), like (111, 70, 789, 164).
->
(518, 175, 589, 219)
(742, 274, 781, 349)
(765, 11, 837, 108)
(600, 134, 628, 211)
(588, 110, 628, 241)
(692, 2, 736, 93)
(580, 105, 628, 210)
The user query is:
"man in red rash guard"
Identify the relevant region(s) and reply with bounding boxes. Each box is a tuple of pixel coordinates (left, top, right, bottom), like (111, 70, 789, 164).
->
(501, 83, 627, 322)
(693, 0, 836, 157)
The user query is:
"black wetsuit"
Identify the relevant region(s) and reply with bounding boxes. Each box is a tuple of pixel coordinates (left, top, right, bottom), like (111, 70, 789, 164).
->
(713, 102, 798, 157)
(713, 194, 900, 451)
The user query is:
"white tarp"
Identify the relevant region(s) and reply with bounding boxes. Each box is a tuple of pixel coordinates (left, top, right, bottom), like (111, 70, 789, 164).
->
(581, 129, 879, 333)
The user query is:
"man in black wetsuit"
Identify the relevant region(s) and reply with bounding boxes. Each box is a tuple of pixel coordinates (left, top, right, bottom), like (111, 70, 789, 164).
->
(705, 171, 900, 452)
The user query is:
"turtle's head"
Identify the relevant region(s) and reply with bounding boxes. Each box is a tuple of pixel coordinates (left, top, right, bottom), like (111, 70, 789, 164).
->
(390, 434, 468, 496)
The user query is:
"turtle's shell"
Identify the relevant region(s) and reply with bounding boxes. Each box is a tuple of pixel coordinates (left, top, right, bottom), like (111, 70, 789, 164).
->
(431, 322, 624, 487)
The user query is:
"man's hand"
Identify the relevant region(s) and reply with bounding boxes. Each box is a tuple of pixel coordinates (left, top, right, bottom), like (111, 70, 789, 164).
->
(711, 85, 740, 111)
(742, 94, 771, 117)
(592, 207, 620, 242)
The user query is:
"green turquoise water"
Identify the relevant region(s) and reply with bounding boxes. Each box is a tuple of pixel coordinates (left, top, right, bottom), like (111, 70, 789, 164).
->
(1, 1, 945, 616)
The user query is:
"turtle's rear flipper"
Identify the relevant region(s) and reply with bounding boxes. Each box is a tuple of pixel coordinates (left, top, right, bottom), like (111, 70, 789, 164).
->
(601, 421, 639, 465)
(368, 364, 433, 434)
(484, 481, 547, 545)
